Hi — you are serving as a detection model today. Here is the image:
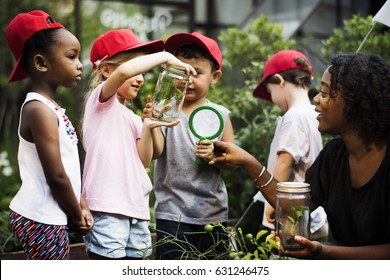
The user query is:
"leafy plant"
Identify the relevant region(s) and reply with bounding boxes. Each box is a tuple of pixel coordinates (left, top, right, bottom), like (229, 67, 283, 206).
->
(287, 204, 308, 225)
(0, 210, 21, 253)
(321, 15, 390, 62)
(140, 223, 286, 260)
(224, 225, 287, 260)
(279, 204, 309, 250)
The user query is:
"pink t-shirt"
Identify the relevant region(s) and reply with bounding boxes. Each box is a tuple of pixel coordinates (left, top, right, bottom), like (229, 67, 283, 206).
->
(82, 82, 152, 220)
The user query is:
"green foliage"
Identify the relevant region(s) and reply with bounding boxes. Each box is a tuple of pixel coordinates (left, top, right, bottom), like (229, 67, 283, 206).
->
(0, 150, 20, 211)
(225, 225, 286, 260)
(145, 223, 286, 260)
(321, 15, 390, 62)
(0, 210, 22, 253)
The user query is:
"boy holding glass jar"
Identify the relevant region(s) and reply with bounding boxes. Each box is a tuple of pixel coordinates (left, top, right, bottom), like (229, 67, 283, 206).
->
(149, 32, 235, 260)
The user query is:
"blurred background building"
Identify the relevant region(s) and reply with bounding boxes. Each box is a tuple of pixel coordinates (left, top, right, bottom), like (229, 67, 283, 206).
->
(78, 0, 386, 71)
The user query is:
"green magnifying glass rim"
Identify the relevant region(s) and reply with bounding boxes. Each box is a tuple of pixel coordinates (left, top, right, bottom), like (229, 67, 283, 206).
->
(189, 105, 224, 140)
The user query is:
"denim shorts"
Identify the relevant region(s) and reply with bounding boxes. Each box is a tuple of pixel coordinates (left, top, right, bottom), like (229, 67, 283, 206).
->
(83, 211, 152, 259)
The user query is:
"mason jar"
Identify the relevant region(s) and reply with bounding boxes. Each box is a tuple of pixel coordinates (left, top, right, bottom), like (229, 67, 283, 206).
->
(275, 182, 311, 251)
(151, 65, 190, 122)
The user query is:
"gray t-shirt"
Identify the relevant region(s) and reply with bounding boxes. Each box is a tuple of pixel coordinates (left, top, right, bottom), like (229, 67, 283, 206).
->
(154, 101, 230, 225)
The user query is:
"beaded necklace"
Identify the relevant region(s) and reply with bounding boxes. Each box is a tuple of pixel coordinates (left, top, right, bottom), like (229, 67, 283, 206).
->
(45, 99, 78, 145)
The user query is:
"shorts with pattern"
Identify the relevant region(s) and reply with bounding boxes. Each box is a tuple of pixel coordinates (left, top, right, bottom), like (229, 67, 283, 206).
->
(9, 210, 70, 260)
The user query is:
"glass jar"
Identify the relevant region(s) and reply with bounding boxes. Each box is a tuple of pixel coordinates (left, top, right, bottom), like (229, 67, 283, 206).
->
(275, 182, 311, 251)
(151, 65, 190, 122)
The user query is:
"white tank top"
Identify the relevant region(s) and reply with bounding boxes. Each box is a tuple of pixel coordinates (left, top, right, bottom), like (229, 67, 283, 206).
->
(9, 92, 81, 225)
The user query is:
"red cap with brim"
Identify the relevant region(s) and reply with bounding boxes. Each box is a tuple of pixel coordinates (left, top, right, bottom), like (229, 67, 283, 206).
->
(90, 29, 164, 69)
(6, 10, 64, 83)
(165, 32, 222, 70)
(253, 50, 314, 101)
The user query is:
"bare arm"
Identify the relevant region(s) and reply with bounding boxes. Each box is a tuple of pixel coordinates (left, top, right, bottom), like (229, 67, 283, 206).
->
(136, 119, 178, 167)
(273, 151, 294, 182)
(209, 141, 278, 206)
(23, 102, 86, 228)
(76, 196, 94, 234)
(99, 52, 197, 102)
(137, 96, 179, 167)
(142, 96, 167, 160)
(151, 127, 166, 160)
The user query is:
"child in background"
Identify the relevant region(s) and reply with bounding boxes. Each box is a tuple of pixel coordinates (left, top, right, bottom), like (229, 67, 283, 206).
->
(150, 32, 235, 260)
(81, 29, 196, 260)
(6, 10, 93, 260)
(252, 50, 328, 241)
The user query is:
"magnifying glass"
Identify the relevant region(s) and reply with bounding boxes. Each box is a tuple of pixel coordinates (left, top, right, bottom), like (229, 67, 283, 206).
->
(189, 105, 225, 165)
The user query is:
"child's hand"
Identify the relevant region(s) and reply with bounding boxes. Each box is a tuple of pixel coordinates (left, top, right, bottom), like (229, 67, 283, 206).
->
(265, 204, 276, 223)
(195, 140, 214, 162)
(165, 53, 197, 76)
(143, 117, 180, 129)
(142, 96, 153, 120)
(78, 209, 94, 234)
(142, 95, 180, 128)
(68, 208, 94, 235)
(68, 213, 93, 235)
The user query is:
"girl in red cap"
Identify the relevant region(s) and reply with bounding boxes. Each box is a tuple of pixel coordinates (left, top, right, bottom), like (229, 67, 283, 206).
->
(6, 10, 93, 260)
(81, 29, 196, 260)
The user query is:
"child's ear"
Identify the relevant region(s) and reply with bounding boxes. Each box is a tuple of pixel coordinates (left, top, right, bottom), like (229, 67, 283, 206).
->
(101, 63, 112, 79)
(210, 69, 222, 85)
(34, 54, 48, 73)
(273, 73, 285, 86)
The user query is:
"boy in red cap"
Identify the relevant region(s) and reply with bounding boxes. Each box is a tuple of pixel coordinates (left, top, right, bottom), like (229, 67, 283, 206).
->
(81, 28, 196, 259)
(151, 32, 235, 259)
(6, 10, 93, 260)
(253, 50, 328, 241)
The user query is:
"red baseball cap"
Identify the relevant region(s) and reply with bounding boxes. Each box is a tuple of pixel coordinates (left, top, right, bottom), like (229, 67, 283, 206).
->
(90, 29, 164, 69)
(253, 50, 314, 101)
(6, 10, 64, 83)
(165, 32, 222, 70)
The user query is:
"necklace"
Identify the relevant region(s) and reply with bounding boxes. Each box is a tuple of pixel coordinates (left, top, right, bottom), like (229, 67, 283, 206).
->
(45, 99, 78, 145)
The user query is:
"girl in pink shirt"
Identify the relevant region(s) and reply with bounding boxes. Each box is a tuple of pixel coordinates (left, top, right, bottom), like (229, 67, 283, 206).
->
(81, 28, 195, 259)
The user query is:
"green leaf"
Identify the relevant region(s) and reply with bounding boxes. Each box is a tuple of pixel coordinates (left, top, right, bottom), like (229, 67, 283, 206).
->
(287, 215, 295, 223)
(256, 229, 268, 241)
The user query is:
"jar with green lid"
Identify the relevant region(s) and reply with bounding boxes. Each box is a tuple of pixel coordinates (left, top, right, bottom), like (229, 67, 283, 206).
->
(151, 65, 190, 122)
(275, 182, 311, 251)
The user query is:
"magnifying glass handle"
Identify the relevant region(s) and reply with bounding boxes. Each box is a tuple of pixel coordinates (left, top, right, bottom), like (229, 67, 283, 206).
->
(196, 157, 205, 166)
(195, 137, 207, 166)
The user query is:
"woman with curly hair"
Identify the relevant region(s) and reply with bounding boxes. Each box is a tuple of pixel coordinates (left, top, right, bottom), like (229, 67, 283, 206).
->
(209, 53, 390, 259)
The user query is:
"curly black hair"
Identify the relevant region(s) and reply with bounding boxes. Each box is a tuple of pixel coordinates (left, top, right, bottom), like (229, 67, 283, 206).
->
(329, 53, 390, 149)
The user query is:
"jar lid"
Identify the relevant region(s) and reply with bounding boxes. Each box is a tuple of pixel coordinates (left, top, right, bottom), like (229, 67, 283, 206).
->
(276, 182, 310, 193)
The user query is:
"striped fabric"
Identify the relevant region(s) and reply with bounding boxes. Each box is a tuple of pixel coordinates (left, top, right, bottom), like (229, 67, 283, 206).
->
(9, 211, 70, 260)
